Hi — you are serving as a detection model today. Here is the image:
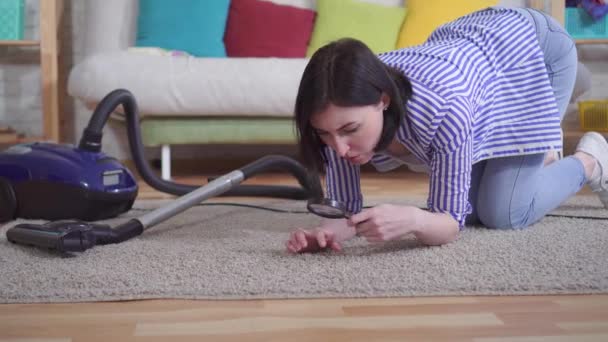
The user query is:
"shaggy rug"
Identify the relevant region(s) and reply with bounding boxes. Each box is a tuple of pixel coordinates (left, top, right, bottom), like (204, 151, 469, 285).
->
(0, 195, 607, 303)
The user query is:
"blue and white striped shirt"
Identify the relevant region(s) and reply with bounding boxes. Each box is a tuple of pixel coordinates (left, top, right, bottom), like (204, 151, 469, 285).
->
(322, 7, 562, 228)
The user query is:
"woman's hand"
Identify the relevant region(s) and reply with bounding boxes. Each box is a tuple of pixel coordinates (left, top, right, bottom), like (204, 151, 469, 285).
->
(286, 227, 342, 254)
(285, 218, 356, 254)
(349, 204, 420, 243)
(349, 204, 459, 245)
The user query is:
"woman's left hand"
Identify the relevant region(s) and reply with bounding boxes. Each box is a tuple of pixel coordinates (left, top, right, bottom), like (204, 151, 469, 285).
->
(348, 204, 419, 243)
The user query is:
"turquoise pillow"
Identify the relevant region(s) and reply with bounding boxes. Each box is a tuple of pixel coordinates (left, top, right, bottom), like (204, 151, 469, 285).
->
(136, 0, 230, 57)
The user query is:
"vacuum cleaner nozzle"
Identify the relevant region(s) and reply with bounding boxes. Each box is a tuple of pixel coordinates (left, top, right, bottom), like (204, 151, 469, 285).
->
(6, 219, 144, 253)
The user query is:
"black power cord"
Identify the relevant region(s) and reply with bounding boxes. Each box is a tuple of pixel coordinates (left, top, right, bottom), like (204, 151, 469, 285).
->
(132, 202, 608, 220)
(546, 213, 608, 220)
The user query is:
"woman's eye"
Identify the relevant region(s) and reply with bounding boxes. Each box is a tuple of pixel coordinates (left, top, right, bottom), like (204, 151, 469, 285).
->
(343, 126, 359, 134)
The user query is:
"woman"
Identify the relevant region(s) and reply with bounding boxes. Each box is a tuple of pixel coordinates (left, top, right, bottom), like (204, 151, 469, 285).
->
(286, 7, 608, 254)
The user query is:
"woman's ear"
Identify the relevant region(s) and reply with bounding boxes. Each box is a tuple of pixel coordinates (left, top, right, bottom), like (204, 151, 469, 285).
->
(380, 93, 390, 110)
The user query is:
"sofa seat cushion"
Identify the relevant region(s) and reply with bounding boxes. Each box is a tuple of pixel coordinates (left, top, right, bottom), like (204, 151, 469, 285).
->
(140, 117, 297, 146)
(68, 51, 309, 118)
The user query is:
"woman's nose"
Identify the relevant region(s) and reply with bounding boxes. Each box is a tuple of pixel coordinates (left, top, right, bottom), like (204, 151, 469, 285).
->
(333, 136, 350, 157)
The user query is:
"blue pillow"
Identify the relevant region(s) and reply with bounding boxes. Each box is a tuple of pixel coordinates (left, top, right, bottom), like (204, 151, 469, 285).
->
(136, 0, 230, 57)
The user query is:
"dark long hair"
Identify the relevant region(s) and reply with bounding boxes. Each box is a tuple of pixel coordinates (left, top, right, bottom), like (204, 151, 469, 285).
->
(294, 38, 413, 172)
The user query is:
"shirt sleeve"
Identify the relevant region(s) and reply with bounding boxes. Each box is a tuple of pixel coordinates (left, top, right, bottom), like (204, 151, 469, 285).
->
(322, 146, 363, 214)
(427, 97, 474, 229)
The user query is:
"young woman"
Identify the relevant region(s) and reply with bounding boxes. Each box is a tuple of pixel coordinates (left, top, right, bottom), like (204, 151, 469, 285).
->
(285, 6, 608, 254)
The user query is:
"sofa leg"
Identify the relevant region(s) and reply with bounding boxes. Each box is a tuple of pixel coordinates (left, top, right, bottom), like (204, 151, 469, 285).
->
(161, 144, 171, 180)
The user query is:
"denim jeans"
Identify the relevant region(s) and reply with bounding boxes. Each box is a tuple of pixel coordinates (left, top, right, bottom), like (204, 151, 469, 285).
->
(466, 7, 585, 229)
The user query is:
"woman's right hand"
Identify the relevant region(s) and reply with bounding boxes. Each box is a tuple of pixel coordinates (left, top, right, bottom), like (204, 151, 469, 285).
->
(286, 227, 342, 254)
(285, 218, 357, 254)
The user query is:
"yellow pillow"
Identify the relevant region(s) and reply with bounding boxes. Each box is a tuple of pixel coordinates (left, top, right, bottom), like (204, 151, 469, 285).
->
(396, 0, 498, 48)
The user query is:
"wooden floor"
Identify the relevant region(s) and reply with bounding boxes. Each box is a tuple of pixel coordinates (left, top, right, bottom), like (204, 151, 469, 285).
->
(1, 170, 607, 342)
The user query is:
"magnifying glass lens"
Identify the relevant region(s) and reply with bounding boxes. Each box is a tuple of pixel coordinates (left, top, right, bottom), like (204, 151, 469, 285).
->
(307, 198, 350, 219)
(308, 204, 344, 217)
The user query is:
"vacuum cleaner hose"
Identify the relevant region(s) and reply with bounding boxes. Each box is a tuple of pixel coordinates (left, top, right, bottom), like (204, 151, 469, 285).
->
(78, 89, 321, 199)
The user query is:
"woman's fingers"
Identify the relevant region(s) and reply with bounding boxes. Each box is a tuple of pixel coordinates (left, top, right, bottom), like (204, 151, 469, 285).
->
(329, 240, 342, 252)
(354, 218, 376, 235)
(286, 240, 298, 253)
(318, 231, 343, 252)
(287, 235, 304, 253)
(354, 221, 381, 242)
(295, 229, 308, 249)
(360, 225, 399, 243)
(286, 230, 306, 253)
(316, 230, 327, 248)
(287, 228, 342, 254)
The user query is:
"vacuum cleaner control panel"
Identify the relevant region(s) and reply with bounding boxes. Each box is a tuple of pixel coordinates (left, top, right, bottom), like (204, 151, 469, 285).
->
(103, 170, 123, 186)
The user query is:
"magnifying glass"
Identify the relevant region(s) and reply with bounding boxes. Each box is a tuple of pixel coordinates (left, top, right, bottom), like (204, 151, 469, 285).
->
(307, 198, 352, 219)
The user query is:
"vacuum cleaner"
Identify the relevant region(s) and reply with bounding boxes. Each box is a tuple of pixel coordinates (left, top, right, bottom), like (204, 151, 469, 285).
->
(1, 89, 324, 253)
(5, 154, 321, 253)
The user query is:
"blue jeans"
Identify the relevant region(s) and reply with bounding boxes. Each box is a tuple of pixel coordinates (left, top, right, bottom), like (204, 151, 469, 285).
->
(466, 7, 585, 229)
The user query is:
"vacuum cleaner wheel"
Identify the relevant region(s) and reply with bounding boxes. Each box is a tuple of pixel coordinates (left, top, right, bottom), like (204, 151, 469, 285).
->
(0, 177, 17, 223)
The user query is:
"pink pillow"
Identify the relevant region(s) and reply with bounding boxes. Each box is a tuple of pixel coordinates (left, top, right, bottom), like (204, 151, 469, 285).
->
(223, 0, 316, 58)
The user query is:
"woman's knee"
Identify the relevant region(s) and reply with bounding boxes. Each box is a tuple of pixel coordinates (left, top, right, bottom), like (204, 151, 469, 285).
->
(476, 197, 536, 229)
(478, 212, 512, 229)
(476, 199, 513, 229)
(477, 202, 536, 229)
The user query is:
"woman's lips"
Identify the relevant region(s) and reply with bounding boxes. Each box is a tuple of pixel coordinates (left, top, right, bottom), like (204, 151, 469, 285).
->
(347, 155, 361, 163)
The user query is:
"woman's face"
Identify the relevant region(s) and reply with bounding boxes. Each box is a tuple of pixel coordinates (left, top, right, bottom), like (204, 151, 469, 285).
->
(310, 100, 387, 165)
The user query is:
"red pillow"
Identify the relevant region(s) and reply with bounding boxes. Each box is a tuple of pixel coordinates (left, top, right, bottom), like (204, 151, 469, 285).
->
(224, 0, 316, 58)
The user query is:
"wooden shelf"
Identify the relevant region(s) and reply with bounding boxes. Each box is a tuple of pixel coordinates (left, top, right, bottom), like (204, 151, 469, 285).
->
(4, 0, 61, 143)
(1, 125, 51, 145)
(0, 40, 40, 46)
(575, 39, 608, 45)
(0, 135, 43, 145)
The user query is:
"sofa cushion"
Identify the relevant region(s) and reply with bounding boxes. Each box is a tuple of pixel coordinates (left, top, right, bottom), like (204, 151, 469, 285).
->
(68, 52, 309, 118)
(135, 0, 231, 57)
(306, 0, 406, 56)
(224, 0, 316, 57)
(396, 0, 498, 48)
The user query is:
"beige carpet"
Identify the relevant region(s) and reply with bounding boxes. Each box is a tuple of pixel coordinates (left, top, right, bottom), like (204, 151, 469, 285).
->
(1, 195, 607, 304)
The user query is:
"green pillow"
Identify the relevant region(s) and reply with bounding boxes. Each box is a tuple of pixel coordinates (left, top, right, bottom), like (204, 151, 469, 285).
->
(306, 0, 406, 56)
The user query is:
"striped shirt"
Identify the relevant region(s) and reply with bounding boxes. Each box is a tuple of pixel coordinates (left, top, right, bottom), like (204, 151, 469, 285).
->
(322, 7, 562, 228)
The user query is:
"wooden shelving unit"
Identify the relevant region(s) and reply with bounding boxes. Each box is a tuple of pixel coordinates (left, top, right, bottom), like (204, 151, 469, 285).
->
(1, 0, 61, 145)
(0, 40, 38, 46)
(575, 39, 608, 44)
